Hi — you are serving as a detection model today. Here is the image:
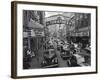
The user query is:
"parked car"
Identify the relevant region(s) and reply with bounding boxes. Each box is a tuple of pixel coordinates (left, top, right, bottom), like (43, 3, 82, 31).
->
(67, 54, 81, 67)
(48, 45, 54, 49)
(41, 49, 58, 68)
(62, 44, 69, 51)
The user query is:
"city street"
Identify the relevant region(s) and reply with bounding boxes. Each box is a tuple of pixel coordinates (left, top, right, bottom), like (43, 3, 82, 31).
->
(29, 39, 90, 68)
(29, 49, 68, 68)
(23, 10, 91, 69)
(55, 50, 68, 67)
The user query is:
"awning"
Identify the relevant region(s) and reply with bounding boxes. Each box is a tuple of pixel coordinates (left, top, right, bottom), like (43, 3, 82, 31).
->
(69, 27, 90, 37)
(69, 31, 89, 37)
(28, 18, 44, 29)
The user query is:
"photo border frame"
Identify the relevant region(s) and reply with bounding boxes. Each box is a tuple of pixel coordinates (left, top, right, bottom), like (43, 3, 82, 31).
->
(11, 1, 98, 79)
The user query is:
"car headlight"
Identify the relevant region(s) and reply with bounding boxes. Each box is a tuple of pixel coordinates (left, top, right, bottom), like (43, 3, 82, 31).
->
(55, 58, 58, 63)
(43, 61, 46, 64)
(52, 59, 55, 63)
(62, 52, 65, 54)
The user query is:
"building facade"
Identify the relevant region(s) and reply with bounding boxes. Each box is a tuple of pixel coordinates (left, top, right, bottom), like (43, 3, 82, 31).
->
(23, 10, 45, 53)
(67, 13, 91, 47)
(45, 12, 91, 46)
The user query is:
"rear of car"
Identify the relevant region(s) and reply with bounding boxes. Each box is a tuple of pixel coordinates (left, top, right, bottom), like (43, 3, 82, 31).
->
(41, 49, 58, 68)
(60, 50, 71, 60)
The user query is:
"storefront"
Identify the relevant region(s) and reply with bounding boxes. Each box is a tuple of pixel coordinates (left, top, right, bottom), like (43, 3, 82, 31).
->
(68, 27, 90, 48)
(23, 19, 45, 54)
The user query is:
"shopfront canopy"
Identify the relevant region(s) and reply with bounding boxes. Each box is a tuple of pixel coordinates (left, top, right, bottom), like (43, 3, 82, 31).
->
(28, 18, 44, 29)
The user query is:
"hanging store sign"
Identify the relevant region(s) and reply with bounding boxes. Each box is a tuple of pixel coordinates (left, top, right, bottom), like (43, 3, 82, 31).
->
(35, 31, 44, 36)
(70, 31, 89, 37)
(23, 32, 28, 37)
(34, 30, 44, 36)
(46, 19, 67, 26)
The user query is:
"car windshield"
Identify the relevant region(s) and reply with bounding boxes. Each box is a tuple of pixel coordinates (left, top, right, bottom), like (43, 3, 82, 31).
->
(44, 51, 49, 55)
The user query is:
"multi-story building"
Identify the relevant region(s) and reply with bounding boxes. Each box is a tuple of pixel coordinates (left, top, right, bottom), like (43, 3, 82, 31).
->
(68, 13, 91, 36)
(23, 10, 45, 53)
(67, 13, 91, 46)
(45, 12, 90, 45)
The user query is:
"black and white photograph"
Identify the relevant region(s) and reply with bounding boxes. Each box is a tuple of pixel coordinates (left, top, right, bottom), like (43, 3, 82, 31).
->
(11, 1, 97, 78)
(23, 11, 91, 69)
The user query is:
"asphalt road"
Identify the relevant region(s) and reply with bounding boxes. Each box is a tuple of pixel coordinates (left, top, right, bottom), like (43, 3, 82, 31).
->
(29, 49, 69, 69)
(55, 50, 68, 67)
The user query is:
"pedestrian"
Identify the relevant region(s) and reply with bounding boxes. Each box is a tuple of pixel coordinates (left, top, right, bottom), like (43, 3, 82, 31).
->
(31, 51, 35, 58)
(27, 49, 31, 55)
(27, 49, 32, 62)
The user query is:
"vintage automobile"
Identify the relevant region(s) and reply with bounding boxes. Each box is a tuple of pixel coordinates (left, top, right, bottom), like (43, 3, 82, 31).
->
(57, 42, 64, 51)
(67, 54, 81, 67)
(62, 43, 70, 51)
(60, 50, 71, 60)
(57, 45, 62, 51)
(67, 50, 86, 67)
(48, 44, 54, 49)
(41, 49, 59, 68)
